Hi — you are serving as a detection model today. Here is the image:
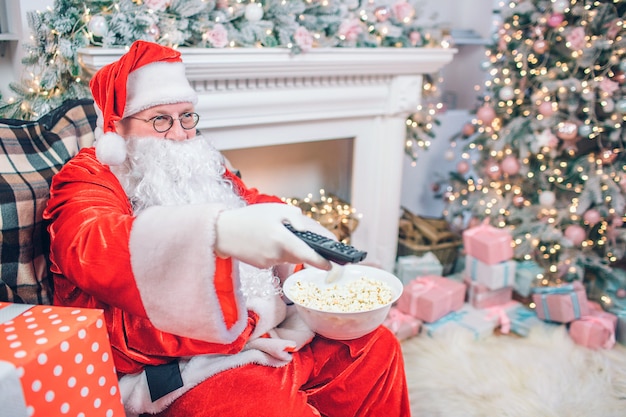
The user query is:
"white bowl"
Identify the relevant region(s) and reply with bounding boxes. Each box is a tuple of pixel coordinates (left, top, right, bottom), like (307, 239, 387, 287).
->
(282, 265, 403, 340)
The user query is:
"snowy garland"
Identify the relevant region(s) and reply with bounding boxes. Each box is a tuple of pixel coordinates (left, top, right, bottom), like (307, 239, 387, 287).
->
(0, 0, 443, 118)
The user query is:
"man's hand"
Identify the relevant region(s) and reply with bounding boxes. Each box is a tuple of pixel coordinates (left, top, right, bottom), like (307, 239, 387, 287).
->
(215, 203, 332, 270)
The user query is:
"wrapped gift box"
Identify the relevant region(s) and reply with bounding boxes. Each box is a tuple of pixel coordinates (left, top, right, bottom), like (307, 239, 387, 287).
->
(465, 279, 513, 309)
(532, 281, 589, 323)
(395, 252, 444, 285)
(0, 302, 124, 417)
(423, 304, 499, 340)
(604, 290, 626, 345)
(383, 307, 422, 341)
(481, 300, 546, 337)
(514, 260, 543, 297)
(396, 275, 466, 323)
(464, 255, 516, 290)
(569, 310, 617, 350)
(462, 222, 514, 265)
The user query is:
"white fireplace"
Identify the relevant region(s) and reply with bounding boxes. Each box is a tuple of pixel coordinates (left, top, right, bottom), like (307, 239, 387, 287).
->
(78, 47, 455, 272)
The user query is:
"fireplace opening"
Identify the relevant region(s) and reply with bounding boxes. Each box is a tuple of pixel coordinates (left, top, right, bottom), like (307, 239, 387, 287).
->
(221, 138, 354, 204)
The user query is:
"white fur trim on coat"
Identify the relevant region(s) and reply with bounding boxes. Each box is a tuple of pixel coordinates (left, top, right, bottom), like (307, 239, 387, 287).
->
(128, 203, 248, 344)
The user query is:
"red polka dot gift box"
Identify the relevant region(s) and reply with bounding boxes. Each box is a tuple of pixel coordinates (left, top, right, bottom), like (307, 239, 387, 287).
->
(0, 302, 124, 416)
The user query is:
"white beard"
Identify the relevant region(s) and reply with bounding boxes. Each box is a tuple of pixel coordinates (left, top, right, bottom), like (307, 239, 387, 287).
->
(111, 134, 280, 300)
(111, 134, 246, 213)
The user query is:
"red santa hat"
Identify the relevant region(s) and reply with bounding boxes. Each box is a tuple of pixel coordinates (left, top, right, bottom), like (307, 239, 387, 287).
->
(90, 40, 198, 165)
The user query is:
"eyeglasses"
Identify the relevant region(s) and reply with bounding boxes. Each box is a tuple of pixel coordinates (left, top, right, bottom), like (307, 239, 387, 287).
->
(127, 112, 200, 133)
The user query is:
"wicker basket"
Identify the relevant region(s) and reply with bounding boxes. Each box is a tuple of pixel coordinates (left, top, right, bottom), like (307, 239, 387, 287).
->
(397, 208, 462, 275)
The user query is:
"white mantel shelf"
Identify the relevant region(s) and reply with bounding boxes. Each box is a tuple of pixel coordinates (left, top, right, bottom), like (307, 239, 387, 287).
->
(78, 47, 456, 272)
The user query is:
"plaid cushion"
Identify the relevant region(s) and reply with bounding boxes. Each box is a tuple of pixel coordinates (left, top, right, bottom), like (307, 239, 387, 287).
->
(0, 99, 97, 304)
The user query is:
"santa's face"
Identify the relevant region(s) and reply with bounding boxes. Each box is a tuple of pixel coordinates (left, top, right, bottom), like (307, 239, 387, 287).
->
(116, 102, 197, 142)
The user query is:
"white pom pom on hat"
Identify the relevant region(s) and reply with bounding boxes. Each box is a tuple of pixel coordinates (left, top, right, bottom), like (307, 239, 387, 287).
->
(89, 40, 198, 166)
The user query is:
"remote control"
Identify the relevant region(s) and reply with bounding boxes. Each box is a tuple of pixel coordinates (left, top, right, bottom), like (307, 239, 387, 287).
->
(284, 223, 367, 265)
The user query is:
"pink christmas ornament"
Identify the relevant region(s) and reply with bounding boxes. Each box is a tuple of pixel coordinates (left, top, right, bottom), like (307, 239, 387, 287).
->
(462, 123, 475, 137)
(513, 195, 525, 207)
(374, 6, 390, 22)
(485, 160, 501, 180)
(583, 209, 601, 225)
(538, 101, 555, 116)
(548, 13, 565, 28)
(501, 155, 520, 175)
(564, 224, 586, 246)
(613, 71, 626, 85)
(457, 160, 470, 175)
(612, 217, 624, 228)
(146, 23, 160, 40)
(617, 288, 626, 298)
(476, 105, 496, 125)
(533, 39, 548, 54)
(599, 149, 617, 165)
(556, 121, 579, 141)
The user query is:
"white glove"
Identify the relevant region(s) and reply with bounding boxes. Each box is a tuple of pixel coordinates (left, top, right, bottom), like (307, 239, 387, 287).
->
(215, 203, 332, 270)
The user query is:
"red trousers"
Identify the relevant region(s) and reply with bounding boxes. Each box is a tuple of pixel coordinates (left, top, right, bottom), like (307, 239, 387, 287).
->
(153, 326, 410, 417)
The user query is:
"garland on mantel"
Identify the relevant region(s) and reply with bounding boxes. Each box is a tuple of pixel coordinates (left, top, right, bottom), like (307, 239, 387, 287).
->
(0, 0, 451, 161)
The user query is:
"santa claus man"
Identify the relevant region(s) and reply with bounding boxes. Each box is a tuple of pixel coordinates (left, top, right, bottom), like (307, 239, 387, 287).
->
(44, 40, 410, 417)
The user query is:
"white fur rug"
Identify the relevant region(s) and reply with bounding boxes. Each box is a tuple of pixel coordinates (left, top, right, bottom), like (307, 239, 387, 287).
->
(401, 323, 626, 417)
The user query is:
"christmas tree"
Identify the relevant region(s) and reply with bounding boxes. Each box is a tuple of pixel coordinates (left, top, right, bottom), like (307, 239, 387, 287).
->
(444, 0, 626, 304)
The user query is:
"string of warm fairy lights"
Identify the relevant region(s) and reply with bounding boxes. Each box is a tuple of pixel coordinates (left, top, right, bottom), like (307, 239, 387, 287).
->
(283, 189, 361, 243)
(444, 0, 625, 289)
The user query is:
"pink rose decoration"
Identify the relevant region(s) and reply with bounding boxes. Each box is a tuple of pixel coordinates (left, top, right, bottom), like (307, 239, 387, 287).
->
(599, 77, 619, 95)
(338, 19, 363, 42)
(294, 26, 314, 52)
(143, 0, 169, 11)
(206, 24, 229, 48)
(409, 31, 422, 46)
(566, 27, 585, 50)
(392, 1, 415, 22)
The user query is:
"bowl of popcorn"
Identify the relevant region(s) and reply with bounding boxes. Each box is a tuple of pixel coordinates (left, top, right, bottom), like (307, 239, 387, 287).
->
(282, 264, 403, 340)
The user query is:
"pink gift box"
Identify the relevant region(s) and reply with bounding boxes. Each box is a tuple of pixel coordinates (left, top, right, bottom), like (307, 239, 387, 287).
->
(396, 275, 466, 323)
(569, 310, 617, 350)
(464, 254, 516, 290)
(383, 307, 422, 341)
(463, 223, 514, 265)
(465, 278, 513, 309)
(532, 281, 589, 323)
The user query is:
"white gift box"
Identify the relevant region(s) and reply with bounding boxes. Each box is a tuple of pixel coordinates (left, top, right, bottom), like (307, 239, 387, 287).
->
(464, 254, 516, 290)
(395, 252, 444, 285)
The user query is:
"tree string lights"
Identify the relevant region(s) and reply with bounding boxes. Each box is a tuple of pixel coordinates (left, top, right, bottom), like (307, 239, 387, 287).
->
(443, 0, 626, 299)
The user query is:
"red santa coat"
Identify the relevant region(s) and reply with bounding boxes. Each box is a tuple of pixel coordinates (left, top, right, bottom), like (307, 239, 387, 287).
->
(44, 148, 284, 375)
(44, 148, 412, 417)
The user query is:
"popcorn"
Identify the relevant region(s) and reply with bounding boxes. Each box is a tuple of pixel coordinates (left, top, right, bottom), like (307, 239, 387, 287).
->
(289, 276, 393, 312)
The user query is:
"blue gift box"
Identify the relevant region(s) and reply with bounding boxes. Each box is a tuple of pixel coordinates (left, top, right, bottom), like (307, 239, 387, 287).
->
(515, 261, 544, 297)
(423, 303, 498, 340)
(395, 252, 444, 285)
